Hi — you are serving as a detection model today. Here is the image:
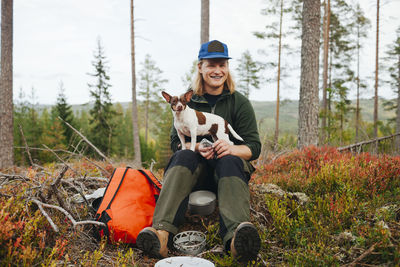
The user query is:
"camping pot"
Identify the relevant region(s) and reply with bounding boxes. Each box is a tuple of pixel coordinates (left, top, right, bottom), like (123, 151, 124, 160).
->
(188, 190, 216, 216)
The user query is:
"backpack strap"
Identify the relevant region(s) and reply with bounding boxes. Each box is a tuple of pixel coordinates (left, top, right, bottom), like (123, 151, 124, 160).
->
(138, 169, 162, 192)
(105, 167, 130, 209)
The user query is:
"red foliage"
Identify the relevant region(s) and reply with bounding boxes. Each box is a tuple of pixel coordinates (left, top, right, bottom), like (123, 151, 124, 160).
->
(254, 146, 400, 197)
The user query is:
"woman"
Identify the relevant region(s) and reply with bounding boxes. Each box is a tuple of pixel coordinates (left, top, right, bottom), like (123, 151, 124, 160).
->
(137, 40, 261, 262)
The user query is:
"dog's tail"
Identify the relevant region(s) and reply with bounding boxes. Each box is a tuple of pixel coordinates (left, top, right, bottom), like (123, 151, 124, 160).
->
(228, 124, 244, 141)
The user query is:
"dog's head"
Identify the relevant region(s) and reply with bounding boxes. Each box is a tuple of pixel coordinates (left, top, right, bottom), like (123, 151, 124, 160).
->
(162, 90, 193, 112)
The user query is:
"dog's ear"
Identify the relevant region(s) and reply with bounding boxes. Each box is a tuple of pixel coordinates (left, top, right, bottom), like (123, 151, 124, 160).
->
(161, 91, 171, 103)
(184, 90, 194, 103)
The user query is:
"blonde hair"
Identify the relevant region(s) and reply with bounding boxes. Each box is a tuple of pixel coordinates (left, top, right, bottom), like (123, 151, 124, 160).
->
(192, 59, 236, 96)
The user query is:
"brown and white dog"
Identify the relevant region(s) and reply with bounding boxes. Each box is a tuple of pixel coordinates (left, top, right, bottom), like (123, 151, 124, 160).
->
(162, 90, 243, 151)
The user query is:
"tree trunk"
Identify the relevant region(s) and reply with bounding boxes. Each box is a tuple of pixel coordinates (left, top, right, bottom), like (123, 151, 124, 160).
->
(274, 0, 283, 152)
(0, 0, 14, 169)
(298, 0, 320, 149)
(321, 0, 330, 143)
(396, 52, 400, 153)
(200, 0, 209, 44)
(374, 0, 380, 142)
(130, 0, 142, 167)
(356, 22, 361, 142)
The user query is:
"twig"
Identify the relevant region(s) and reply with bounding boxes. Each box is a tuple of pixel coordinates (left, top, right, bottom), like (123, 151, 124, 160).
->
(58, 116, 113, 165)
(258, 254, 268, 266)
(61, 180, 90, 207)
(346, 242, 380, 267)
(34, 199, 59, 232)
(42, 144, 78, 175)
(197, 245, 224, 257)
(250, 206, 270, 224)
(19, 125, 34, 166)
(31, 198, 106, 231)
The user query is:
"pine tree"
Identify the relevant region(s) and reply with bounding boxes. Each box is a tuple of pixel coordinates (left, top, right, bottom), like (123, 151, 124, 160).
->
(138, 54, 168, 144)
(354, 3, 370, 142)
(298, 0, 320, 148)
(52, 81, 75, 146)
(383, 26, 400, 152)
(154, 105, 173, 168)
(181, 60, 197, 90)
(235, 50, 263, 98)
(130, 0, 142, 167)
(200, 0, 209, 44)
(88, 39, 116, 157)
(254, 0, 300, 150)
(325, 1, 357, 144)
(0, 0, 14, 168)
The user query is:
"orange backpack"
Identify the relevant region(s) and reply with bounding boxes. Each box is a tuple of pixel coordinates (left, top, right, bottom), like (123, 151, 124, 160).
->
(95, 167, 162, 244)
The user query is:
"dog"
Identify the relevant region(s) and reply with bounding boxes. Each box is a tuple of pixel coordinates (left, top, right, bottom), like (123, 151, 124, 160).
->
(161, 90, 243, 151)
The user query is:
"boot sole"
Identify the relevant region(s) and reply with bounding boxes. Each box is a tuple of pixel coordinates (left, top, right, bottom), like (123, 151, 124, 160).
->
(136, 229, 162, 258)
(233, 223, 261, 261)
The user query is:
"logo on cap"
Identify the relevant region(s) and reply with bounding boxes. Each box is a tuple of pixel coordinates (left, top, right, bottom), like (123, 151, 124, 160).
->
(198, 40, 231, 60)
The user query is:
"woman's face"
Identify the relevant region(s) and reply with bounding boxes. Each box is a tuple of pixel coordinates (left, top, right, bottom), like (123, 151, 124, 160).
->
(198, 59, 229, 93)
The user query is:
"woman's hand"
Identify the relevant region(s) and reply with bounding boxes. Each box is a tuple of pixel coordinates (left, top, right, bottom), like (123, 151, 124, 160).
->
(198, 142, 215, 160)
(213, 139, 235, 159)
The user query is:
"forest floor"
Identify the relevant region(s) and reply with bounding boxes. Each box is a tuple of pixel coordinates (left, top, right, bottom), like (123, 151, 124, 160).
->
(0, 146, 399, 266)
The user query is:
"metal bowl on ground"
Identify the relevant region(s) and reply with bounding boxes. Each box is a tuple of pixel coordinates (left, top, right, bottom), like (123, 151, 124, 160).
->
(173, 231, 207, 256)
(188, 190, 216, 216)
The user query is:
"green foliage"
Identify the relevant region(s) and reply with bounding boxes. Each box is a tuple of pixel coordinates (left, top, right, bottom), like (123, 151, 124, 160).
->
(88, 38, 117, 157)
(235, 50, 263, 98)
(252, 146, 400, 265)
(181, 60, 198, 90)
(138, 54, 168, 144)
(52, 81, 76, 146)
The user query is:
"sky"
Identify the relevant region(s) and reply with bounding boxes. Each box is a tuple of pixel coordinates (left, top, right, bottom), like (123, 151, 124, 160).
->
(3, 0, 400, 105)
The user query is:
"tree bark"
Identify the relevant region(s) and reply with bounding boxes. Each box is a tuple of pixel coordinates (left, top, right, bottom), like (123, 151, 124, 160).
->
(201, 0, 209, 44)
(396, 52, 400, 153)
(0, 0, 14, 169)
(321, 0, 330, 143)
(356, 21, 360, 142)
(298, 0, 320, 149)
(374, 0, 380, 141)
(130, 0, 142, 167)
(274, 0, 283, 152)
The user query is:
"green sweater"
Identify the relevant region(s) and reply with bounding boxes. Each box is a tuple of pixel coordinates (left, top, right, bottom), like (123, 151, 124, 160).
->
(170, 89, 261, 162)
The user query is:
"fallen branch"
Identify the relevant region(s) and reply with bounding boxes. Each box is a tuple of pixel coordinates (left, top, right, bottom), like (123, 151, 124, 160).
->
(338, 132, 400, 152)
(19, 125, 34, 166)
(58, 116, 113, 166)
(31, 198, 106, 231)
(346, 242, 380, 267)
(197, 245, 224, 257)
(42, 144, 79, 175)
(250, 206, 270, 225)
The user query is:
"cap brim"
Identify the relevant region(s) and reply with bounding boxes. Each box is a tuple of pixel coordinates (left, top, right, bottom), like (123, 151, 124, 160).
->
(199, 55, 232, 60)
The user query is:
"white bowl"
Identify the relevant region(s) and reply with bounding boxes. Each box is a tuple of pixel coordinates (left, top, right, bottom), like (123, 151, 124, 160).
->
(155, 256, 214, 267)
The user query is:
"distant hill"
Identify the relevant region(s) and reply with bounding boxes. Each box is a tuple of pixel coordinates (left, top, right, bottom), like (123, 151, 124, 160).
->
(35, 98, 397, 135)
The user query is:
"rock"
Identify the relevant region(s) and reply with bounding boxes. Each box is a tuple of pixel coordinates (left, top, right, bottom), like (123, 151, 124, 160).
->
(337, 231, 356, 245)
(259, 183, 310, 205)
(289, 192, 310, 205)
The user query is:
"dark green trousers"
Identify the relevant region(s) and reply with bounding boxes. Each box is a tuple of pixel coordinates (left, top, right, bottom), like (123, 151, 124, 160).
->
(152, 150, 252, 248)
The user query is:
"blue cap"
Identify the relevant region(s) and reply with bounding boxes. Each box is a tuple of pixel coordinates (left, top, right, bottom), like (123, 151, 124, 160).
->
(198, 40, 231, 60)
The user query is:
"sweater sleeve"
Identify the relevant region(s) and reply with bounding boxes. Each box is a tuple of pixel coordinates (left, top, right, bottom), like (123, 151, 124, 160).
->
(233, 97, 261, 161)
(170, 125, 181, 153)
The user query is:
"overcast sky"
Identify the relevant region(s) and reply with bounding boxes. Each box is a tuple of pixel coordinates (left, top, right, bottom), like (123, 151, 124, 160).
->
(4, 0, 400, 105)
